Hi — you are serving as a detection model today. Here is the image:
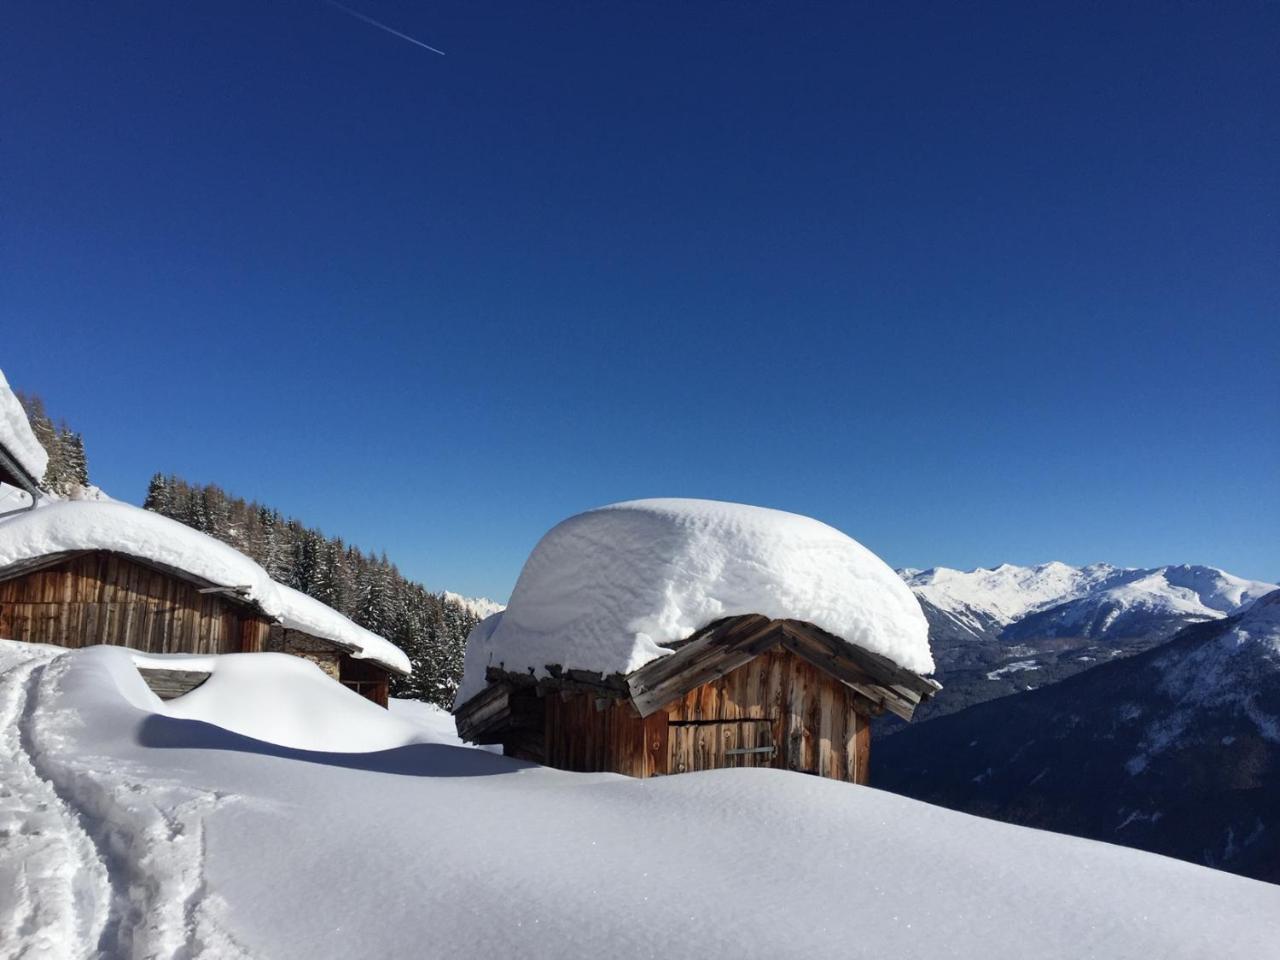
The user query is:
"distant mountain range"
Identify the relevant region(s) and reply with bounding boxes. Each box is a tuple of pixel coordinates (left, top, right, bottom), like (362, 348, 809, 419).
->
(443, 592, 506, 621)
(873, 588, 1280, 883)
(894, 562, 1275, 724)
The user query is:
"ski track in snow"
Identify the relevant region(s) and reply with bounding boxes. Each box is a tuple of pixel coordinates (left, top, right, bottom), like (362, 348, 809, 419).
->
(0, 649, 111, 959)
(1, 645, 252, 959)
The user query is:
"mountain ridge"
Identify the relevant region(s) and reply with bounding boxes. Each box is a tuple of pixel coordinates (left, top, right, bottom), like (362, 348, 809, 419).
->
(891, 561, 1276, 725)
(874, 589, 1280, 883)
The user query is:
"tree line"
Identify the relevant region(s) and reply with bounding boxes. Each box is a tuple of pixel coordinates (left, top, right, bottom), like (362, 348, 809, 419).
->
(13, 389, 479, 706)
(15, 392, 90, 495)
(143, 474, 478, 706)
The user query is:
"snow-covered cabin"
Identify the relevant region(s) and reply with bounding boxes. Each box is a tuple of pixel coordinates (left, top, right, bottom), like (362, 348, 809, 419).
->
(0, 500, 410, 706)
(453, 499, 940, 782)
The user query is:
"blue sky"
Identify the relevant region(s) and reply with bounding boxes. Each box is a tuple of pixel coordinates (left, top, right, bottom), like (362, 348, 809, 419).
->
(3, 2, 1277, 597)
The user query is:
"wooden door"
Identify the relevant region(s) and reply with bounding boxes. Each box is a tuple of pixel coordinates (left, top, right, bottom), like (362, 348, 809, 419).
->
(668, 718, 776, 773)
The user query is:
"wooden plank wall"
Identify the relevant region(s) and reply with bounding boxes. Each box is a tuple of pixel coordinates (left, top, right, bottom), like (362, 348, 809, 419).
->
(542, 694, 668, 777)
(0, 552, 269, 655)
(538, 648, 870, 784)
(664, 649, 869, 782)
(136, 667, 212, 700)
(339, 654, 391, 708)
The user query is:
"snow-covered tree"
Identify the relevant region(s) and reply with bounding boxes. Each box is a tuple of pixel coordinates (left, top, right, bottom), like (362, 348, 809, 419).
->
(143, 473, 482, 705)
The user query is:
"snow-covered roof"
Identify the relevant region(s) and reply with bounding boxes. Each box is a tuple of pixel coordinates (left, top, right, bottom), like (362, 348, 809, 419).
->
(0, 499, 409, 674)
(0, 369, 48, 486)
(456, 498, 932, 705)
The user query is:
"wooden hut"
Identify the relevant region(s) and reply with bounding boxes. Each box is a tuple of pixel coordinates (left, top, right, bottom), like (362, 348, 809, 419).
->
(453, 498, 941, 784)
(0, 548, 399, 706)
(0, 502, 407, 706)
(455, 613, 939, 783)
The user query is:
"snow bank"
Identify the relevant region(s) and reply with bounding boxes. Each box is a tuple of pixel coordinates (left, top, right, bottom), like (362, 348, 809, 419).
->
(0, 368, 48, 483)
(458, 499, 931, 705)
(389, 696, 502, 751)
(0, 499, 410, 674)
(134, 651, 426, 752)
(3, 639, 1278, 960)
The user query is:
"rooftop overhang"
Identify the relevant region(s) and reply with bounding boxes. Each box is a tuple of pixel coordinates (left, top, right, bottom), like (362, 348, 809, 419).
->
(625, 615, 941, 722)
(0, 441, 42, 510)
(454, 614, 942, 744)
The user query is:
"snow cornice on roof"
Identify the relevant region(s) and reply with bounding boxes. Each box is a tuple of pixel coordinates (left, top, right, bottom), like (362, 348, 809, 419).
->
(0, 369, 47, 498)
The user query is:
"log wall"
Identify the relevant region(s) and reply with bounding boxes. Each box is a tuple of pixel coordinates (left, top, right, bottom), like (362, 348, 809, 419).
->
(0, 552, 270, 655)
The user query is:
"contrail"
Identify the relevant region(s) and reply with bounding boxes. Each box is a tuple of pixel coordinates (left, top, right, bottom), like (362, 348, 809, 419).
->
(323, 0, 445, 56)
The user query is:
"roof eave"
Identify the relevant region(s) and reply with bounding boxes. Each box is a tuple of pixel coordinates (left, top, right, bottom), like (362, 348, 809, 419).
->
(0, 442, 42, 507)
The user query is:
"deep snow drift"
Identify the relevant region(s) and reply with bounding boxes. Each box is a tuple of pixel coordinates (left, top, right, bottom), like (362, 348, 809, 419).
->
(132, 652, 429, 753)
(457, 498, 931, 704)
(0, 368, 48, 483)
(0, 498, 409, 673)
(2, 639, 1278, 959)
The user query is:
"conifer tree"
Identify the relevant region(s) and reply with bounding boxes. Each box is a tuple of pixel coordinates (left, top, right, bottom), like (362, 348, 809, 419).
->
(143, 473, 171, 512)
(143, 472, 485, 706)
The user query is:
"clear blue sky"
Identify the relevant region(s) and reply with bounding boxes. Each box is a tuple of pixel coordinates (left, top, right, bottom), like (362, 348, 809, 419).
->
(3, 2, 1277, 597)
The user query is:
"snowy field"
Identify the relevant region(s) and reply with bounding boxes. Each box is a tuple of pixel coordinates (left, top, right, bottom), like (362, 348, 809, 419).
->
(2, 640, 1279, 959)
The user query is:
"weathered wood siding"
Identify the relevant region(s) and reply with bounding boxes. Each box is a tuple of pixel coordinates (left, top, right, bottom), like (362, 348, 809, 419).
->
(339, 654, 391, 708)
(137, 667, 212, 700)
(0, 552, 269, 655)
(533, 648, 870, 783)
(541, 694, 669, 777)
(664, 649, 869, 783)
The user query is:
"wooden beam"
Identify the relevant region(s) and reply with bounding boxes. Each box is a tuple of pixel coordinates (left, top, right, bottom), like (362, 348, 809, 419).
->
(137, 667, 211, 700)
(626, 616, 780, 717)
(778, 627, 923, 721)
(627, 614, 940, 722)
(196, 585, 251, 597)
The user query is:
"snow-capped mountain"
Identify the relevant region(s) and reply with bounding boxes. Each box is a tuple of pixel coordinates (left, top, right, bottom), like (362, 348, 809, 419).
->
(904, 562, 1273, 641)
(443, 591, 506, 620)
(875, 590, 1280, 883)
(904, 561, 1118, 633)
(894, 562, 1276, 724)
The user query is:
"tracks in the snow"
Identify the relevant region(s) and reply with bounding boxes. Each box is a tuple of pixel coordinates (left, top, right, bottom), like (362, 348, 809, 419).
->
(4, 649, 255, 959)
(0, 654, 114, 958)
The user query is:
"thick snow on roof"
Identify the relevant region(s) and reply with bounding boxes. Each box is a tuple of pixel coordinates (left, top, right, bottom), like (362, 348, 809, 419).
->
(457, 498, 931, 705)
(0, 499, 409, 674)
(0, 368, 48, 484)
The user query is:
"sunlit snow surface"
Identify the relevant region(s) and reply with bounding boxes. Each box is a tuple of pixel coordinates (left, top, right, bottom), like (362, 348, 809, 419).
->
(3, 638, 1278, 959)
(457, 498, 932, 704)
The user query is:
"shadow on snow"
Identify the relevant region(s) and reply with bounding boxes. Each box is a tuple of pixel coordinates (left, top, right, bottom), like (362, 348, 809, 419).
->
(134, 713, 529, 778)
